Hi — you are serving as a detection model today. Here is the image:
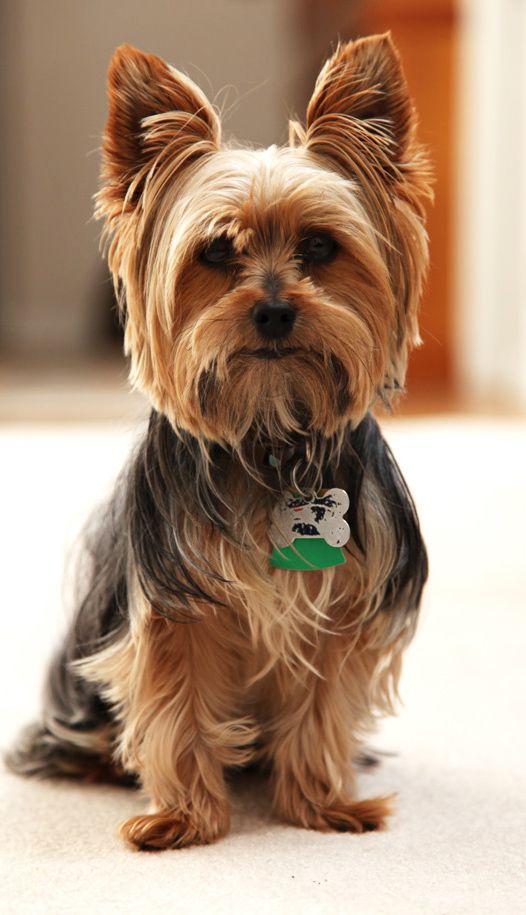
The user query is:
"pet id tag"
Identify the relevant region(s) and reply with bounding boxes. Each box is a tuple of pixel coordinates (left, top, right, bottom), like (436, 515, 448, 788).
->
(270, 488, 350, 571)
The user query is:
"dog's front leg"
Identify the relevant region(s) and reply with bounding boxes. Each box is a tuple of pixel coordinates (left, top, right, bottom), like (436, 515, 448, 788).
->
(264, 640, 394, 834)
(83, 612, 256, 850)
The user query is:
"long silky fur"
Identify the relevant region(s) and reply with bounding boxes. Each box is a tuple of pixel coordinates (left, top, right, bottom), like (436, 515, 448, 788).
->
(8, 35, 432, 844)
(7, 409, 426, 780)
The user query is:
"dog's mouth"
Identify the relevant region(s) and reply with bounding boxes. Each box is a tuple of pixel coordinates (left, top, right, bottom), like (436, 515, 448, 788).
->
(239, 347, 301, 360)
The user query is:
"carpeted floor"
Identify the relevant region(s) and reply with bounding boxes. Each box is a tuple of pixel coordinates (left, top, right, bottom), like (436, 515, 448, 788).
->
(1, 416, 524, 914)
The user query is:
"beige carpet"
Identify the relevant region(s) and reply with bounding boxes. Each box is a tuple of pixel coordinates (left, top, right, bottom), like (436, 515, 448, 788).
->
(1, 416, 525, 914)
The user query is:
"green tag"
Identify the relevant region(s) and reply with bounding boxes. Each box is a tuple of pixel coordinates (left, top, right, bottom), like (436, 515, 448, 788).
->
(270, 538, 346, 571)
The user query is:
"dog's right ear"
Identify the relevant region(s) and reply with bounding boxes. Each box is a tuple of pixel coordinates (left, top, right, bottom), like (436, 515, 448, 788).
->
(99, 44, 220, 217)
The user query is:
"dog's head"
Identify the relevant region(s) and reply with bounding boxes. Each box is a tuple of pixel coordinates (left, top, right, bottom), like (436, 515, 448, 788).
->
(97, 36, 431, 448)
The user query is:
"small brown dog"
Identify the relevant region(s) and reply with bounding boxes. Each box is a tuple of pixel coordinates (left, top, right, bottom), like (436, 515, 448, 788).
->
(9, 34, 431, 850)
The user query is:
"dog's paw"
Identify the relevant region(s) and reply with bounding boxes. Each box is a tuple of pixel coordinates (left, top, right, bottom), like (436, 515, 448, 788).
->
(315, 795, 395, 833)
(120, 806, 229, 851)
(280, 793, 395, 834)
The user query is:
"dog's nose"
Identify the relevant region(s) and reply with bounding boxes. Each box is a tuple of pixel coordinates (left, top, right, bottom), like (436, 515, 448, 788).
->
(251, 299, 296, 340)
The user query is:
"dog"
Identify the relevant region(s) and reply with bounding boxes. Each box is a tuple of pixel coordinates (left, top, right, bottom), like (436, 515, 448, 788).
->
(8, 33, 431, 850)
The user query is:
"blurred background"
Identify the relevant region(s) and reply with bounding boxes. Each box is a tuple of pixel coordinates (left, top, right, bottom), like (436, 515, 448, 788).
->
(1, 5, 525, 903)
(1, 0, 525, 419)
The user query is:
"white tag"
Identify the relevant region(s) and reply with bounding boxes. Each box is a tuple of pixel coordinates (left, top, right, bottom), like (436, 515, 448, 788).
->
(270, 488, 350, 548)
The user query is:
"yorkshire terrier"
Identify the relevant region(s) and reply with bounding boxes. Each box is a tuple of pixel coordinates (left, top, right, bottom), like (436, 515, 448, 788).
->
(8, 33, 431, 850)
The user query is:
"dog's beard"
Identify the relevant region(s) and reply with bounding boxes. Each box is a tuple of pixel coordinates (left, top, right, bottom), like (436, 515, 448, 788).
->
(197, 350, 350, 444)
(195, 367, 348, 499)
(171, 287, 383, 449)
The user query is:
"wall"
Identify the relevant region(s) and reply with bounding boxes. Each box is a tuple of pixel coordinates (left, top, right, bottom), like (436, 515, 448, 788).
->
(0, 0, 301, 353)
(456, 0, 526, 406)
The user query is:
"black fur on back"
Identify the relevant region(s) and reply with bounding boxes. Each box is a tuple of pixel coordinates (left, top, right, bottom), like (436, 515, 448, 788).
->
(342, 412, 428, 613)
(129, 412, 232, 616)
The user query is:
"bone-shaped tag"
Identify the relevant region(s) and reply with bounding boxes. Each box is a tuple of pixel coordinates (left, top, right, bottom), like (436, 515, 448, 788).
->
(270, 488, 350, 549)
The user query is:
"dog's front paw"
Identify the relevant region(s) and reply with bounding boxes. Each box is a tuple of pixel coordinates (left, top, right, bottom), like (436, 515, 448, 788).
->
(314, 795, 395, 833)
(120, 805, 230, 851)
(277, 788, 395, 834)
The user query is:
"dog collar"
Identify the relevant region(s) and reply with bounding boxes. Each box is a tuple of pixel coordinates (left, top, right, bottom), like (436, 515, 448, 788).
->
(267, 454, 350, 571)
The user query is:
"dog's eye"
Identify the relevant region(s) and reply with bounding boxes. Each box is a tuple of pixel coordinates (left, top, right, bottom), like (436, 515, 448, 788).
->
(298, 233, 337, 265)
(200, 236, 235, 266)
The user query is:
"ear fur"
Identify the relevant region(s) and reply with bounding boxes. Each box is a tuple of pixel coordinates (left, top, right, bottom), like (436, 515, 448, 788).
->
(302, 33, 432, 391)
(99, 44, 220, 216)
(304, 33, 415, 179)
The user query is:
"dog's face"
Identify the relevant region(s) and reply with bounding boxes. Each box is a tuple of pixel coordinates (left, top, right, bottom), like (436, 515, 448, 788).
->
(97, 36, 430, 447)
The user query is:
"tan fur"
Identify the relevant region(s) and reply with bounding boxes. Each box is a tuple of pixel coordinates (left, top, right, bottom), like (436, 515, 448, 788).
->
(76, 473, 418, 848)
(80, 34, 431, 849)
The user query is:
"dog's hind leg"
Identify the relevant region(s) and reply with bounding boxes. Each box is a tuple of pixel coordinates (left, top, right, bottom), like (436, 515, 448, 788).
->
(6, 688, 128, 786)
(5, 630, 131, 785)
(6, 489, 133, 785)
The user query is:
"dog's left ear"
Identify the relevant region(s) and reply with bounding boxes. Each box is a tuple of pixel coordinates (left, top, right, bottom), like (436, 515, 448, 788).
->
(301, 33, 414, 181)
(299, 34, 432, 396)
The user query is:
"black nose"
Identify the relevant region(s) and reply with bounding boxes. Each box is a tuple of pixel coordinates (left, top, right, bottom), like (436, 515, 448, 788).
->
(252, 299, 296, 340)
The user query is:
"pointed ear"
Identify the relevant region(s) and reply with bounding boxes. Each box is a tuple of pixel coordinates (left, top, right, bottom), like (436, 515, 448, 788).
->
(304, 33, 414, 178)
(100, 44, 220, 214)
